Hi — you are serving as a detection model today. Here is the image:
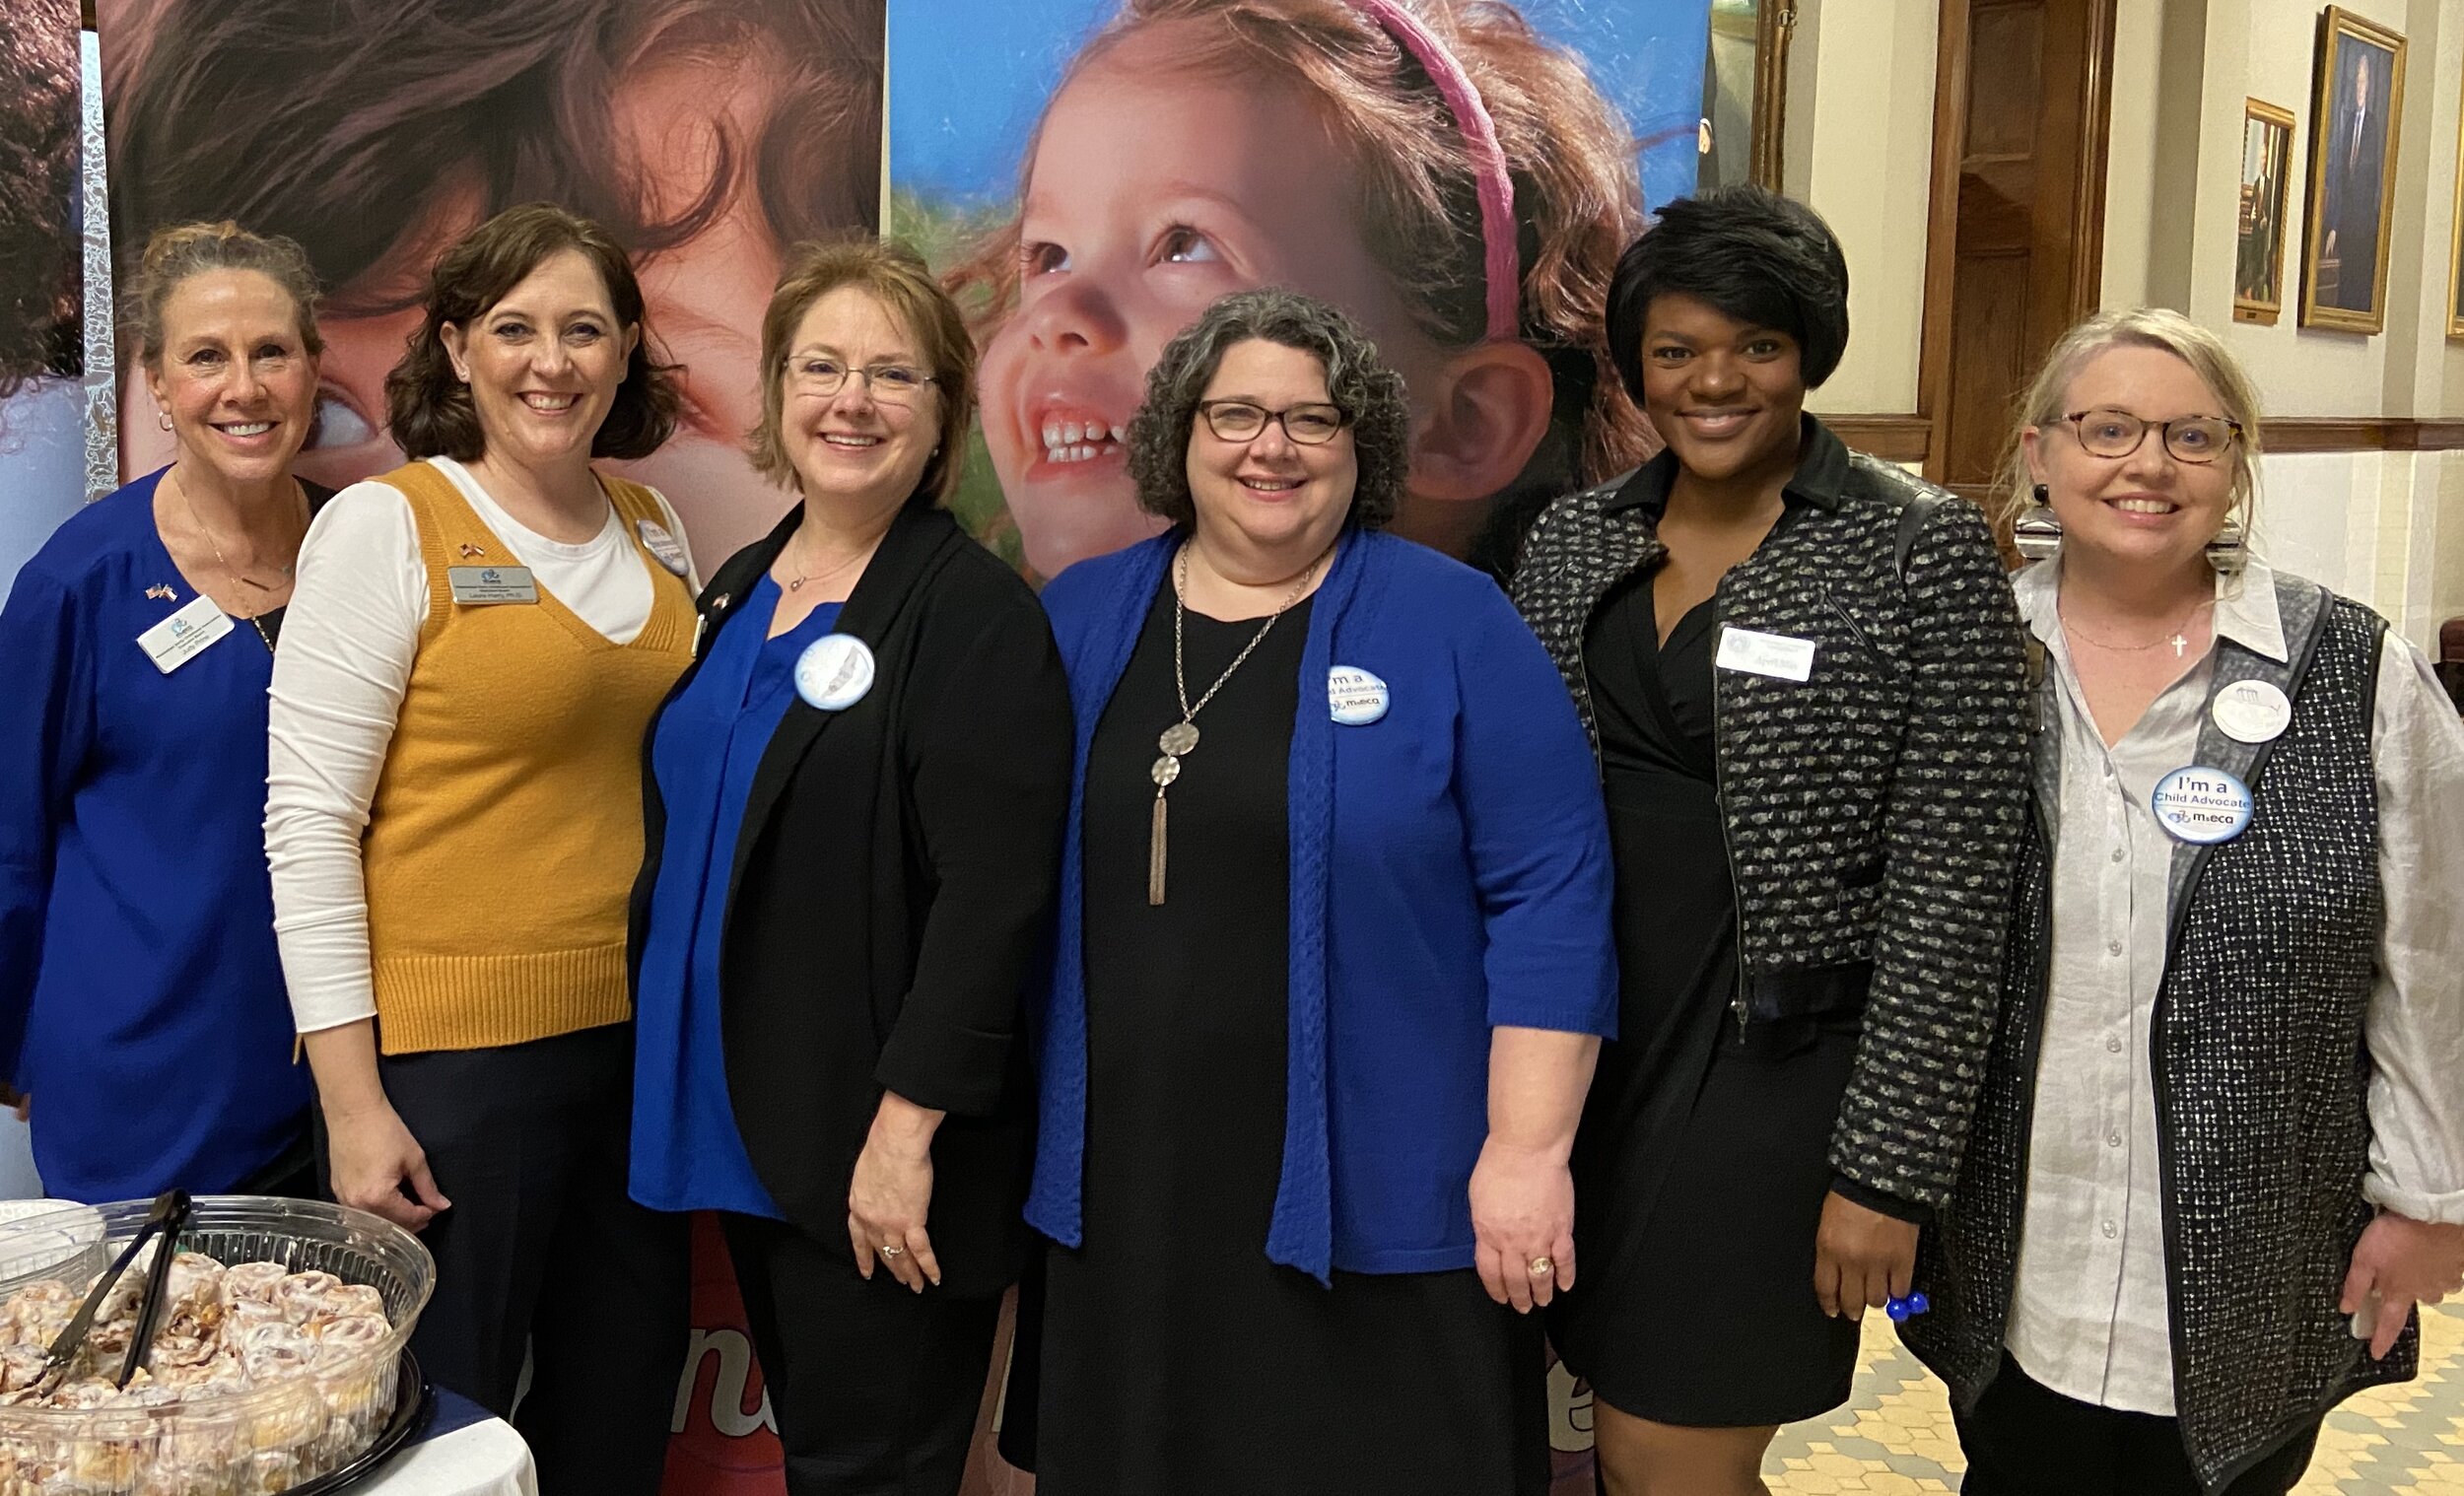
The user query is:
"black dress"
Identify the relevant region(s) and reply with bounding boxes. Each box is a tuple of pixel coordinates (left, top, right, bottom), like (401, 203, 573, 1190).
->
(1028, 581, 1549, 1496)
(1543, 575, 1863, 1428)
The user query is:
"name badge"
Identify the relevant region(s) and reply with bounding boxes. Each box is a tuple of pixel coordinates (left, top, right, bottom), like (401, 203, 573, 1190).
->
(2211, 679, 2293, 744)
(2151, 766, 2254, 845)
(637, 519, 690, 578)
(135, 594, 234, 674)
(794, 634, 875, 711)
(447, 566, 540, 605)
(1328, 665, 1390, 725)
(1715, 626, 1816, 683)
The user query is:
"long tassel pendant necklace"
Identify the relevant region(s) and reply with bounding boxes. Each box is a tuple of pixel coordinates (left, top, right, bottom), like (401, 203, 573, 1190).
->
(1148, 544, 1323, 905)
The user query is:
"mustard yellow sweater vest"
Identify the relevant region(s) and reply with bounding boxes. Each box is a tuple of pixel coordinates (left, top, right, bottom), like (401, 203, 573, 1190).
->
(362, 461, 695, 1054)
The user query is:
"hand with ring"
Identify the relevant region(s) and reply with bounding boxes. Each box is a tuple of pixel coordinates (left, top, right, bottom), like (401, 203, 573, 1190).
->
(849, 1095, 944, 1293)
(1469, 1137, 1577, 1314)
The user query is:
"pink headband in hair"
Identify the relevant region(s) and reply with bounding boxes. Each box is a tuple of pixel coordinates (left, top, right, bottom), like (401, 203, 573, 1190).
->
(1347, 0, 1521, 341)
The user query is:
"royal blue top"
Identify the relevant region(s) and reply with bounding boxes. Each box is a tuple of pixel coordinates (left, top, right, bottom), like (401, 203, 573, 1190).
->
(631, 576, 842, 1217)
(1029, 529, 1618, 1282)
(0, 471, 312, 1200)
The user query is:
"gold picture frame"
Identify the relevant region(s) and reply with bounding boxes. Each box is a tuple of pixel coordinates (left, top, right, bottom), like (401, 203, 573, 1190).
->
(2448, 59, 2464, 338)
(2298, 7, 2407, 333)
(2234, 99, 2297, 323)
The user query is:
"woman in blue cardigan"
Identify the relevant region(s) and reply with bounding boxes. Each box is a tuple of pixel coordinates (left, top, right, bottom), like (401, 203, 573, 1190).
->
(1020, 289, 1617, 1495)
(0, 223, 327, 1199)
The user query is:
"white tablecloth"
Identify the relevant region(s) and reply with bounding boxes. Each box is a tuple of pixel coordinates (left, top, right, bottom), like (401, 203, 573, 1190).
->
(356, 1415, 536, 1496)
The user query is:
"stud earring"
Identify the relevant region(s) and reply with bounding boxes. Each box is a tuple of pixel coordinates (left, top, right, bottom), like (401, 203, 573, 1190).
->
(2013, 482, 2062, 563)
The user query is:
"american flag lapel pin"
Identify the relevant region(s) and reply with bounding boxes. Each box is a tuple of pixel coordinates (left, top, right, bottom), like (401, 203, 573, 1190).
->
(146, 583, 176, 601)
(458, 543, 486, 558)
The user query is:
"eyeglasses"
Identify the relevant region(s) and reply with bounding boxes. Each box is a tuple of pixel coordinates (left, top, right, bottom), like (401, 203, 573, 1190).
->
(2063, 408, 2243, 464)
(1197, 399, 1350, 445)
(786, 356, 938, 406)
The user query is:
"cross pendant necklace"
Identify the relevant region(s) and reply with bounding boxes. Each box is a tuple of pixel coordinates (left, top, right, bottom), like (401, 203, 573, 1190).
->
(1147, 544, 1325, 905)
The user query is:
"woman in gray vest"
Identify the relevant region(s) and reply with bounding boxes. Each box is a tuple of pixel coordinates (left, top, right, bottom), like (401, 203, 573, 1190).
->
(1904, 307, 2464, 1495)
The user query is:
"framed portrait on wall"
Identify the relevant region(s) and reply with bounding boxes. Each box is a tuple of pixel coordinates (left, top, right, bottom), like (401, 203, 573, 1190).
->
(2298, 7, 2406, 333)
(2448, 65, 2464, 338)
(2234, 99, 2296, 323)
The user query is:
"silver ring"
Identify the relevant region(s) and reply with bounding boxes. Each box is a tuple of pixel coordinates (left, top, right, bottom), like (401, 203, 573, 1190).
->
(878, 1244, 905, 1258)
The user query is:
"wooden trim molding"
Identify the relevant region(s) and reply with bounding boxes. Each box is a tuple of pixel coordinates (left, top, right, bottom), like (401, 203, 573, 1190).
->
(1823, 415, 1934, 463)
(1815, 415, 2464, 462)
(1750, 3, 1799, 191)
(2260, 417, 2464, 452)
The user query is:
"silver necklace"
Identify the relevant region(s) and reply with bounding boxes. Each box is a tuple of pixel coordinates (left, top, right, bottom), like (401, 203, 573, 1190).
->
(1146, 543, 1327, 905)
(2060, 597, 2213, 659)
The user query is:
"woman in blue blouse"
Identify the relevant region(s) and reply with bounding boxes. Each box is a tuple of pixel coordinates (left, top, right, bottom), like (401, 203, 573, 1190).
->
(1019, 289, 1617, 1496)
(0, 222, 327, 1200)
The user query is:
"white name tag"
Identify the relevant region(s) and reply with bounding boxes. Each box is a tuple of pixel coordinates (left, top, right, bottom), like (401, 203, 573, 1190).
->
(447, 566, 540, 605)
(135, 594, 234, 674)
(1714, 626, 1816, 683)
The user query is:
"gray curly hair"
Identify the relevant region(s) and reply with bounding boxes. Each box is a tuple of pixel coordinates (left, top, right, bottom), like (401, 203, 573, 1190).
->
(1126, 289, 1410, 531)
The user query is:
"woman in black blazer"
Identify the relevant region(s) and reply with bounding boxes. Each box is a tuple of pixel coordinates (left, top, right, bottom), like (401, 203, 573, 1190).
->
(626, 238, 1071, 1496)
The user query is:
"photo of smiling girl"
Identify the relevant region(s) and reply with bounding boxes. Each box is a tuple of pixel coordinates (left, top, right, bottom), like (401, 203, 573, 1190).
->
(898, 0, 1708, 578)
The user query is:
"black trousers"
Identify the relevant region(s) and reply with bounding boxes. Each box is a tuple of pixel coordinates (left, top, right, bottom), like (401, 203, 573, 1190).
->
(378, 1025, 688, 1496)
(1956, 1354, 2321, 1496)
(720, 1213, 1003, 1496)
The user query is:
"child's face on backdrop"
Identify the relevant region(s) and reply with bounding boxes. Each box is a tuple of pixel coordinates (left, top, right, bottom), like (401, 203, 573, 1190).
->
(977, 21, 1442, 578)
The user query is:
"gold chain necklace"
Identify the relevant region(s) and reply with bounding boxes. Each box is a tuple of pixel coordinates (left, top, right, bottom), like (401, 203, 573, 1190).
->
(1146, 542, 1329, 905)
(168, 467, 305, 653)
(2059, 597, 2214, 659)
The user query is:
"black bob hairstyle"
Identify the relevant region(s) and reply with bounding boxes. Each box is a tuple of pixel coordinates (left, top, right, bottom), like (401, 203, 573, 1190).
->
(1606, 184, 1851, 396)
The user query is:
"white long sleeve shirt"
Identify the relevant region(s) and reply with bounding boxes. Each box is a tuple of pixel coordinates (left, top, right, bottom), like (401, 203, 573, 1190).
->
(264, 457, 700, 1036)
(2005, 558, 2464, 1416)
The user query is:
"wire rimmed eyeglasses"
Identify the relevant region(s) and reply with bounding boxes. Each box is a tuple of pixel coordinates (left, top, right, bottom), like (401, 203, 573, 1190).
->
(2063, 408, 2243, 464)
(786, 356, 938, 406)
(1197, 399, 1351, 445)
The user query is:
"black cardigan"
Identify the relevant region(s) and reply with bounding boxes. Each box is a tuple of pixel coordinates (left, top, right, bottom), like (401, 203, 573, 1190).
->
(627, 501, 1072, 1296)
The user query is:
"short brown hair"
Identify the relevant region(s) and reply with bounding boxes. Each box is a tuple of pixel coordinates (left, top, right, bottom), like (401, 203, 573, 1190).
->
(748, 238, 976, 507)
(384, 203, 679, 462)
(1126, 289, 1408, 530)
(123, 221, 325, 374)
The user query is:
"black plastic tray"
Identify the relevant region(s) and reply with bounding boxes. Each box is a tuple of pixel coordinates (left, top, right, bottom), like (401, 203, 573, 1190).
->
(289, 1349, 434, 1495)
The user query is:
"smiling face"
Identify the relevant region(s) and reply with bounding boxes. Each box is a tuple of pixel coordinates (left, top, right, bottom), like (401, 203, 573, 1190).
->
(439, 247, 640, 472)
(113, 51, 811, 563)
(2023, 344, 2239, 578)
(143, 269, 319, 491)
(977, 23, 1442, 577)
(779, 285, 941, 511)
(1185, 339, 1356, 569)
(1633, 292, 1805, 489)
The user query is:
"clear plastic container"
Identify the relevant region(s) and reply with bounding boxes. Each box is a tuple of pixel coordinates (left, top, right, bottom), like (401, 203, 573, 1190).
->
(0, 1196, 436, 1494)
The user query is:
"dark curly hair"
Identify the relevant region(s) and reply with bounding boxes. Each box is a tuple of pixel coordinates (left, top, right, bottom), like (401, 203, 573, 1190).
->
(384, 203, 679, 463)
(1607, 184, 1851, 395)
(1126, 289, 1409, 531)
(0, 0, 79, 400)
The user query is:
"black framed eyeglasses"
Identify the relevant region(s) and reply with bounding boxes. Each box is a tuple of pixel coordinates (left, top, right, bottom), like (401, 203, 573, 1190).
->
(1197, 399, 1350, 445)
(2063, 408, 2243, 464)
(786, 356, 937, 406)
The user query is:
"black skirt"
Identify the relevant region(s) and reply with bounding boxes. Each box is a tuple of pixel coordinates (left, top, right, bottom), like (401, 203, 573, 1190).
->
(1542, 580, 1860, 1428)
(1020, 581, 1549, 1495)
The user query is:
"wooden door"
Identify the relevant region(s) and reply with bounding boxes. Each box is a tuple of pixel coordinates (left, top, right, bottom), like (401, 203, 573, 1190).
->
(1919, 0, 2118, 496)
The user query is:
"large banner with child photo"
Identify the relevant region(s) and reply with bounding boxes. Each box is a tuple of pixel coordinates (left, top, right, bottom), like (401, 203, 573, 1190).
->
(83, 0, 1711, 1490)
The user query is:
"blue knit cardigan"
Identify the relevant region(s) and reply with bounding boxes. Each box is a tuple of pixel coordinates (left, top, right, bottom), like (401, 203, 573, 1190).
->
(1028, 528, 1617, 1282)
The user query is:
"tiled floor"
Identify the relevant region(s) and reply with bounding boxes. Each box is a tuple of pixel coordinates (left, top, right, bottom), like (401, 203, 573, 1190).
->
(1762, 1302, 2464, 1492)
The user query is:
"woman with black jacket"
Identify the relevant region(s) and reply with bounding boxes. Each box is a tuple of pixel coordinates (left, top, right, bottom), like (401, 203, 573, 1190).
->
(625, 238, 1071, 1496)
(1505, 185, 2031, 1495)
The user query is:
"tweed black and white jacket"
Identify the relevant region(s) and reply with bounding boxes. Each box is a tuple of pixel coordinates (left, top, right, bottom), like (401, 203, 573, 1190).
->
(1506, 418, 2031, 1210)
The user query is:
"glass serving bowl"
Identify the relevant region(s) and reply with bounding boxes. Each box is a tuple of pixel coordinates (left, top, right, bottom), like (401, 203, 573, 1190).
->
(0, 1196, 435, 1495)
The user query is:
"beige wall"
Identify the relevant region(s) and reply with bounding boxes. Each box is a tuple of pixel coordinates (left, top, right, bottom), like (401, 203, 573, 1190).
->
(1776, 0, 2463, 646)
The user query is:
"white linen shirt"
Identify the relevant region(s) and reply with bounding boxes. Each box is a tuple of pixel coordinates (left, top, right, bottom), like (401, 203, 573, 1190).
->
(264, 457, 700, 1037)
(2005, 558, 2464, 1415)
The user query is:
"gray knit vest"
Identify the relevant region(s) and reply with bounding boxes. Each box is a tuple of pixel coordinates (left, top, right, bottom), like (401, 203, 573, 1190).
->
(1904, 575, 2399, 1492)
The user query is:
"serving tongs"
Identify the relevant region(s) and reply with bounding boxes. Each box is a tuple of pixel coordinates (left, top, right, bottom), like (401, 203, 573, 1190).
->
(32, 1190, 192, 1395)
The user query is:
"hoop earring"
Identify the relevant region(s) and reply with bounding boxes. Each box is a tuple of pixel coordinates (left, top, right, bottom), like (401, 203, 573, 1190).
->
(157, 411, 172, 432)
(2013, 482, 2062, 563)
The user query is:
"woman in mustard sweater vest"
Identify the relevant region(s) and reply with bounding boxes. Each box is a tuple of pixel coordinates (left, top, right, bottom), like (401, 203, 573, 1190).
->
(266, 204, 695, 1495)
